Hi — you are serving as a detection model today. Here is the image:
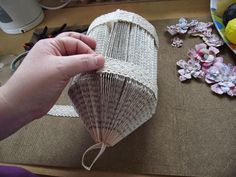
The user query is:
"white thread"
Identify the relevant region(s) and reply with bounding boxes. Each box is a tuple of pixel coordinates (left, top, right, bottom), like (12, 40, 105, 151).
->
(82, 143, 107, 170)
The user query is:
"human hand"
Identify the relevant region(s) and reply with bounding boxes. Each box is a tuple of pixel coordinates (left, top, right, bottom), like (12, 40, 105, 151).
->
(0, 32, 104, 139)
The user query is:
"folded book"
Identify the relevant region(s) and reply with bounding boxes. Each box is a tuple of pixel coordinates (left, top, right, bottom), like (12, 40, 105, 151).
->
(68, 9, 158, 170)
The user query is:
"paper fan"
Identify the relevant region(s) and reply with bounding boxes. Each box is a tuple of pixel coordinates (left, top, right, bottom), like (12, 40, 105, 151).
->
(68, 9, 158, 170)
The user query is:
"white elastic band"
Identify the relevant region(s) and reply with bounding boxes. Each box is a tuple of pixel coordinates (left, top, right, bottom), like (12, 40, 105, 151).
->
(82, 142, 107, 170)
(47, 105, 79, 117)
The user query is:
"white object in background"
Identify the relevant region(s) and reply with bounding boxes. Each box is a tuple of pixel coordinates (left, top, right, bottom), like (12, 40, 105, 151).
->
(0, 0, 44, 34)
(48, 105, 79, 117)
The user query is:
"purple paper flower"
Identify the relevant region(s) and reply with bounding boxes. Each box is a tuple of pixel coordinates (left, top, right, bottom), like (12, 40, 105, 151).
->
(205, 62, 236, 96)
(187, 21, 223, 47)
(202, 33, 224, 47)
(167, 18, 223, 47)
(171, 18, 236, 97)
(167, 18, 189, 36)
(177, 59, 204, 81)
(188, 19, 198, 27)
(188, 21, 213, 35)
(171, 37, 183, 48)
(176, 18, 189, 34)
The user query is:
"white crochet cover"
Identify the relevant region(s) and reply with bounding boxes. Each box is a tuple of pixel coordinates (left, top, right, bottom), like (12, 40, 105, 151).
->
(49, 9, 158, 170)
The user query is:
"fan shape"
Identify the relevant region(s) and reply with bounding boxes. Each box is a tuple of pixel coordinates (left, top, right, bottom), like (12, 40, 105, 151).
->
(68, 9, 158, 170)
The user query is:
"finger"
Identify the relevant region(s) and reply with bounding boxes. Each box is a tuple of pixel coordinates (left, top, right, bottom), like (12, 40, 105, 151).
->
(57, 54, 105, 77)
(56, 32, 96, 49)
(54, 37, 96, 56)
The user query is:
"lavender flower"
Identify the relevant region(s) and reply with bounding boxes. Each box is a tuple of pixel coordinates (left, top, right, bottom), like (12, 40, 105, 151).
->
(177, 59, 204, 81)
(188, 21, 213, 35)
(171, 37, 183, 48)
(167, 18, 190, 36)
(205, 62, 236, 96)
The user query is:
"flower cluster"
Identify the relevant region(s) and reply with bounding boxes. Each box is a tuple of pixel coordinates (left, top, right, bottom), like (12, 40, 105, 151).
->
(177, 59, 204, 81)
(167, 18, 224, 48)
(177, 43, 236, 96)
(187, 43, 221, 70)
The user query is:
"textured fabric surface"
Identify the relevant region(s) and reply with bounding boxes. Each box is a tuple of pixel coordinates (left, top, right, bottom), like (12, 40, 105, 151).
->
(0, 17, 235, 177)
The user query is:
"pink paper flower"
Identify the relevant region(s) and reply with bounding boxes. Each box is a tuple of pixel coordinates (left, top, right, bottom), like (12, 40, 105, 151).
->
(167, 18, 189, 36)
(187, 43, 220, 67)
(177, 59, 204, 81)
(167, 18, 224, 48)
(170, 18, 236, 97)
(205, 62, 236, 96)
(202, 33, 224, 47)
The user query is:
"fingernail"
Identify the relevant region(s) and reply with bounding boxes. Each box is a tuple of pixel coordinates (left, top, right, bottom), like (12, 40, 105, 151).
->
(95, 54, 105, 67)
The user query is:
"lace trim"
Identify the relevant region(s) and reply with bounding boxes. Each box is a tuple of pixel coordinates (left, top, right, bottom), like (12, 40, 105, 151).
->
(97, 58, 157, 98)
(87, 9, 159, 47)
(47, 105, 79, 117)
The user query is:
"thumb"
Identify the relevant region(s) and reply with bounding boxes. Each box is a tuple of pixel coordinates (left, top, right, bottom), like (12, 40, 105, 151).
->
(57, 54, 105, 78)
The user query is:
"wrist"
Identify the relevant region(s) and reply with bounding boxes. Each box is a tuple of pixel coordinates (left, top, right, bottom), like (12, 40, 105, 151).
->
(0, 85, 15, 119)
(0, 83, 35, 120)
(0, 85, 34, 140)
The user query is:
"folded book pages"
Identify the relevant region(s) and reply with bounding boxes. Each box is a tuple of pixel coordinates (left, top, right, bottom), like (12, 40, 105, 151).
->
(67, 9, 158, 170)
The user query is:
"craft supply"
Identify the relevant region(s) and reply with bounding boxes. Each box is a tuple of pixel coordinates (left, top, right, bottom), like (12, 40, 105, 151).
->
(177, 43, 236, 96)
(176, 59, 204, 81)
(167, 18, 223, 48)
(168, 16, 236, 96)
(68, 10, 158, 170)
(171, 37, 183, 48)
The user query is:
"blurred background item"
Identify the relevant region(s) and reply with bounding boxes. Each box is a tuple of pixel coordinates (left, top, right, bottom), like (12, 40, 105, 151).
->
(0, 0, 44, 34)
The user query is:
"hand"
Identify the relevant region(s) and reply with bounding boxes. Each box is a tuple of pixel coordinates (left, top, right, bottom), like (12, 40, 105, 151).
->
(0, 32, 104, 139)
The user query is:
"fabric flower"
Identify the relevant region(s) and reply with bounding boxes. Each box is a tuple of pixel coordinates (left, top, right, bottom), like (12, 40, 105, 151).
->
(177, 59, 204, 81)
(205, 62, 236, 96)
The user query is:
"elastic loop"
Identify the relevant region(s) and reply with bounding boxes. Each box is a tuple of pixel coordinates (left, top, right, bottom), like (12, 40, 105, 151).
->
(82, 142, 106, 170)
